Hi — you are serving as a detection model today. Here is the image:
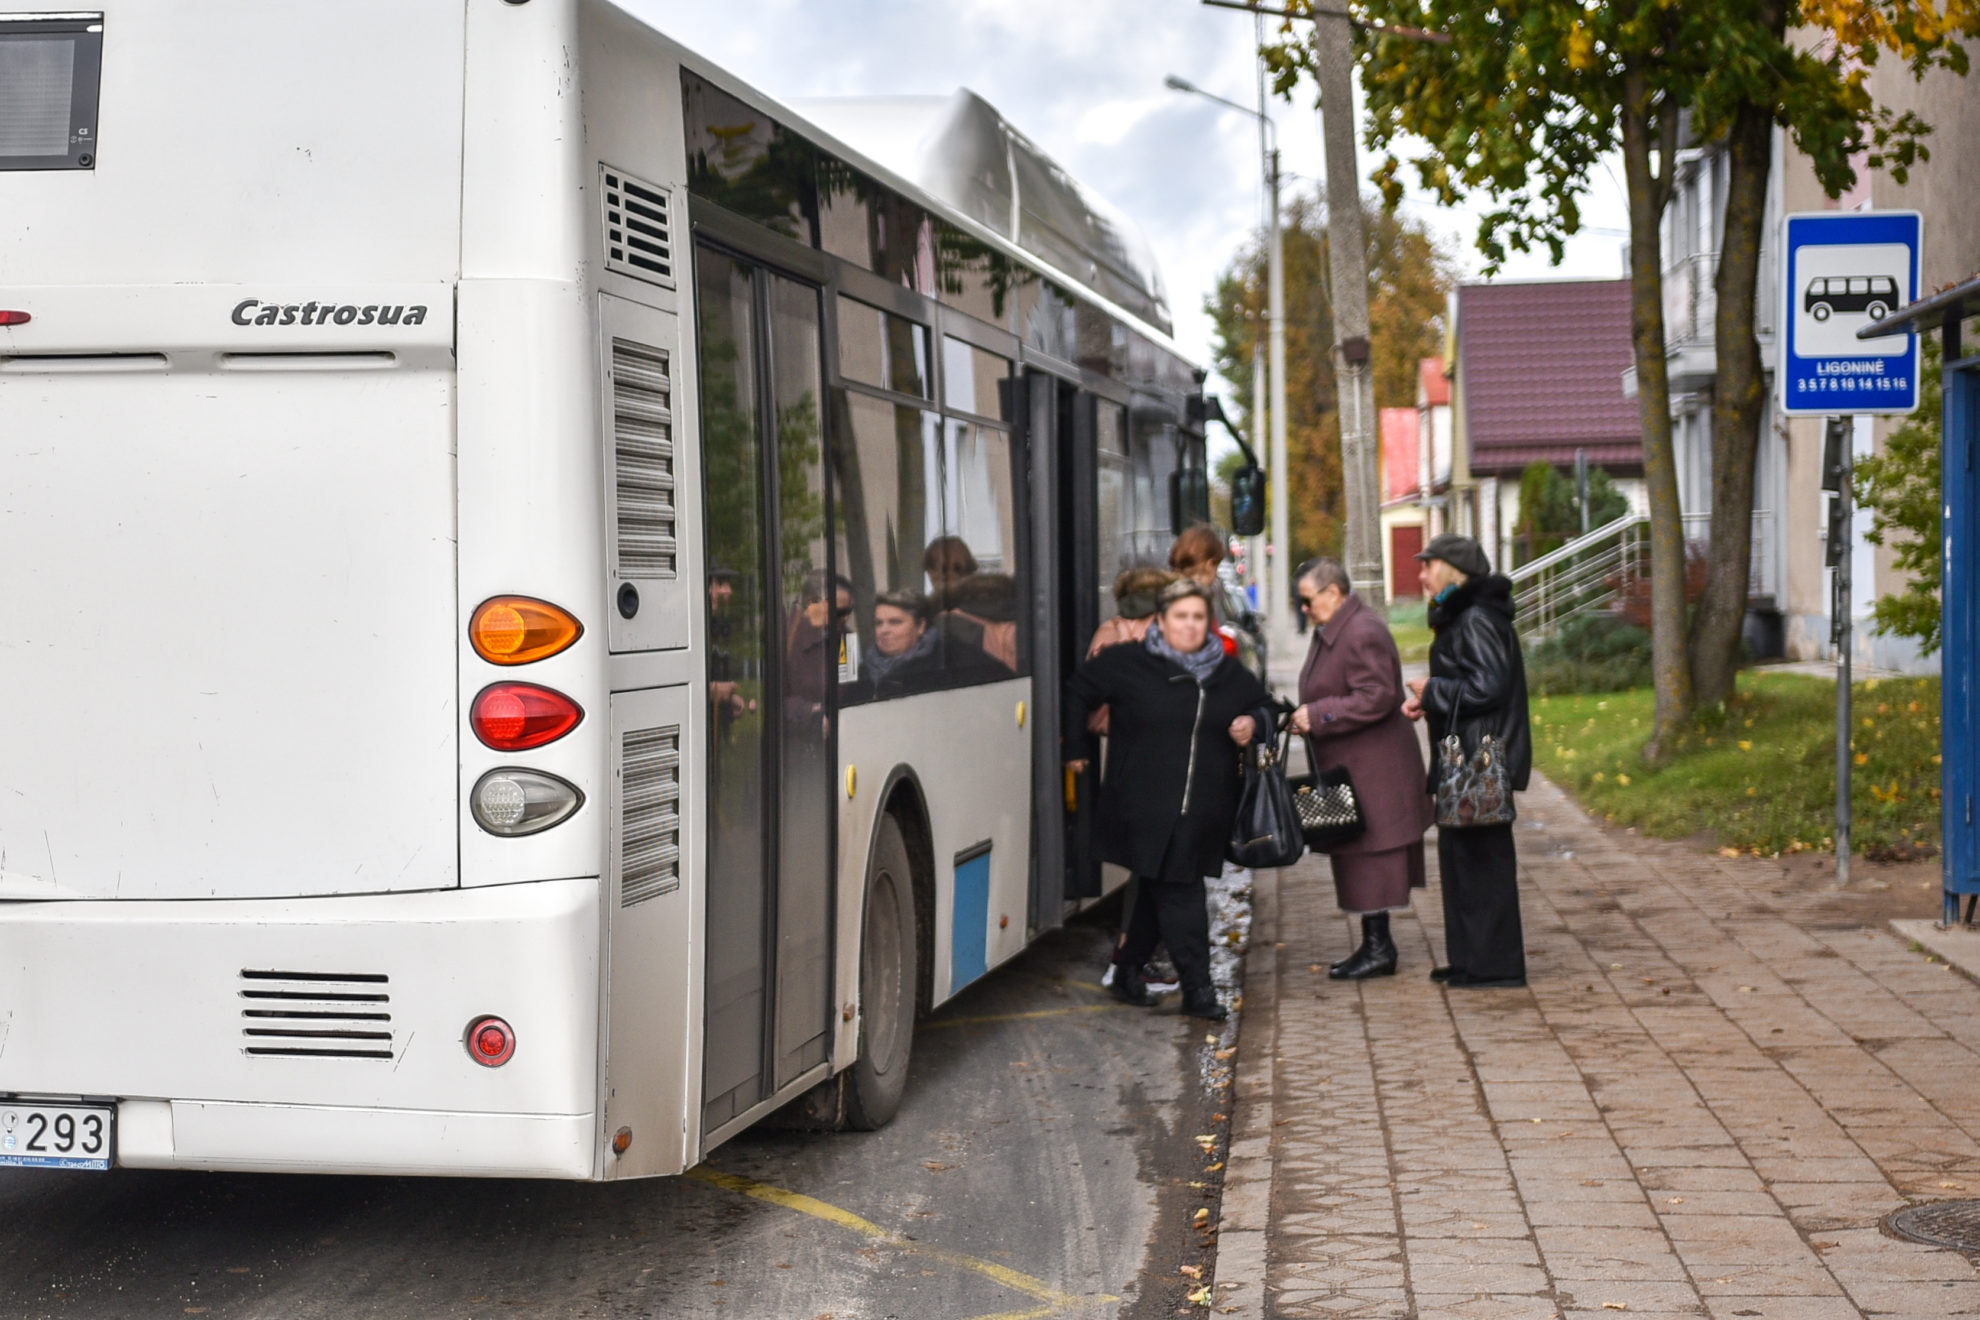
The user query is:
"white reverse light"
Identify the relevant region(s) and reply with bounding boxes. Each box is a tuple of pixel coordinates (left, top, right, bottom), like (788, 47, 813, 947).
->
(471, 768, 584, 837)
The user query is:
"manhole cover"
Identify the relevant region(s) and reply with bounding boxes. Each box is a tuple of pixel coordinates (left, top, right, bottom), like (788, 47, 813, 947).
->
(1887, 1200, 1980, 1251)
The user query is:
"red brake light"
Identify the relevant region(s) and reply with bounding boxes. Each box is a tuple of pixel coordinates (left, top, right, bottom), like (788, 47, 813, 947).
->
(471, 682, 582, 750)
(0, 311, 30, 327)
(466, 1015, 515, 1067)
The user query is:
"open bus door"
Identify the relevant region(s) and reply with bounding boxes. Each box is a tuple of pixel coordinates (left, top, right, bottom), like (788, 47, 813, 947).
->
(1023, 368, 1106, 936)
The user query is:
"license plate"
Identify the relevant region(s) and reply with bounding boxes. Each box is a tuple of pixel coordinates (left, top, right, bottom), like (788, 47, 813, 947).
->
(0, 1101, 114, 1170)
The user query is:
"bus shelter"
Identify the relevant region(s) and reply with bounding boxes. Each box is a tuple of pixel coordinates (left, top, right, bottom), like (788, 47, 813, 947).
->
(1863, 277, 1980, 924)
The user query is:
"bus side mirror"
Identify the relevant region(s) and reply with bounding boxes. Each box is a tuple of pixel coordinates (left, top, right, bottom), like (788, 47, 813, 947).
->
(1170, 468, 1210, 535)
(1229, 464, 1266, 537)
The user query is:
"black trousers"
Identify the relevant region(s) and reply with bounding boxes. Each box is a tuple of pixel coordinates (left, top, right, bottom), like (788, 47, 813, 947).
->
(1436, 823, 1525, 981)
(1119, 878, 1212, 995)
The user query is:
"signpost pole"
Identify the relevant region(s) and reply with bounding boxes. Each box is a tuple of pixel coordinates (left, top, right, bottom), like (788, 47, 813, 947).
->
(1833, 418, 1854, 887)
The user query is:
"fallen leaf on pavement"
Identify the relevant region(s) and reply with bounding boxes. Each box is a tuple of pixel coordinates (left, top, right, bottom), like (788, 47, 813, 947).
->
(1179, 1264, 1203, 1278)
(1193, 1208, 1211, 1225)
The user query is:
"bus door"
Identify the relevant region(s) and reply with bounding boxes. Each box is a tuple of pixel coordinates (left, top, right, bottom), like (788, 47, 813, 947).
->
(695, 244, 836, 1135)
(1023, 369, 1104, 935)
(1058, 387, 1104, 902)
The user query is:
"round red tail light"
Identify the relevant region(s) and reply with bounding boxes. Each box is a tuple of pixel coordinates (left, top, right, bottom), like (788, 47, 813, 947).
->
(471, 682, 582, 750)
(466, 1015, 515, 1067)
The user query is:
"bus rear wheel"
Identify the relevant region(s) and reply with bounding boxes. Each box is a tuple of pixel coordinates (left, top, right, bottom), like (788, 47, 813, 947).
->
(845, 813, 919, 1131)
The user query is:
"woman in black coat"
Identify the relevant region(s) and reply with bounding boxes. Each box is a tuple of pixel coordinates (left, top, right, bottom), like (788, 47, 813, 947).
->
(1402, 535, 1532, 988)
(1064, 579, 1276, 1020)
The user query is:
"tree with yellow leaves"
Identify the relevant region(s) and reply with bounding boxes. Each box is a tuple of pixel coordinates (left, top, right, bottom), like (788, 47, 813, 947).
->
(1263, 0, 1977, 756)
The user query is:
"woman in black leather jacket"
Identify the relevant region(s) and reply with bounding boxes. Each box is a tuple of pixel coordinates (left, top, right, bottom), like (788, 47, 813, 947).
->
(1402, 535, 1531, 988)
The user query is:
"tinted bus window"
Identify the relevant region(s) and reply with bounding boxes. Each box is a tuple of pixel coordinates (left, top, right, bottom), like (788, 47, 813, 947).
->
(942, 336, 1011, 421)
(838, 297, 930, 399)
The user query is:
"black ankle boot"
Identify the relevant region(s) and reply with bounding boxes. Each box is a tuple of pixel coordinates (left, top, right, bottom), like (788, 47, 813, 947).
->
(1181, 987, 1228, 1021)
(1329, 913, 1398, 980)
(1109, 959, 1159, 1007)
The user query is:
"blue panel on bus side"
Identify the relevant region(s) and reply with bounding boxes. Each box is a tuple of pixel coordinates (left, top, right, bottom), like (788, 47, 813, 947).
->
(950, 844, 992, 994)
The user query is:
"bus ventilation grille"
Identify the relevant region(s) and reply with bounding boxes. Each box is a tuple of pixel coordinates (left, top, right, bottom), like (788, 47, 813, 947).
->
(238, 969, 393, 1060)
(611, 337, 678, 580)
(601, 166, 673, 286)
(620, 724, 682, 906)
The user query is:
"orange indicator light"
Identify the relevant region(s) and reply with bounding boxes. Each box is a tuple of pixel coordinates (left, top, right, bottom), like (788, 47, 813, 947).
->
(470, 596, 582, 665)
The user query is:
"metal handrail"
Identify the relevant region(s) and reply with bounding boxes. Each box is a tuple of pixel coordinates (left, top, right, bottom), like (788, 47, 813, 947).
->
(1508, 512, 1647, 584)
(1510, 513, 1650, 641)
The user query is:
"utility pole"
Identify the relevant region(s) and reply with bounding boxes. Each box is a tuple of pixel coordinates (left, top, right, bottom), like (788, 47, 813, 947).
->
(1266, 143, 1292, 654)
(1311, 9, 1385, 610)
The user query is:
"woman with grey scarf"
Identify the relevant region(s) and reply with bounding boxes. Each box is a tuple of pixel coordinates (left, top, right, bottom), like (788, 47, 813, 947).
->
(1062, 579, 1276, 1019)
(864, 589, 941, 695)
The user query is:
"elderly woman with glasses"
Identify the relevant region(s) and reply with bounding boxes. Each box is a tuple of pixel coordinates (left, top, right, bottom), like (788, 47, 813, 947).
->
(1063, 578, 1275, 1020)
(1289, 557, 1433, 979)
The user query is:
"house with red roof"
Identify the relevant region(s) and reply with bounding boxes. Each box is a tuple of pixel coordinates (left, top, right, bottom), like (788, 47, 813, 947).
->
(1448, 278, 1644, 574)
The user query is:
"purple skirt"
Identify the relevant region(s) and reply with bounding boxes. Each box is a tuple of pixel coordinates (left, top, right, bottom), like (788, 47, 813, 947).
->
(1330, 841, 1426, 914)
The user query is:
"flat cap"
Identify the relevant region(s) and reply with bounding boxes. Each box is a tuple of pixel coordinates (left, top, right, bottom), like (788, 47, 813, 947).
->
(1414, 533, 1491, 578)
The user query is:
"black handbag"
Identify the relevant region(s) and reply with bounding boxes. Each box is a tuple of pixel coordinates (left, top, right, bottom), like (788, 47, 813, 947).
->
(1226, 714, 1306, 870)
(1287, 756, 1367, 851)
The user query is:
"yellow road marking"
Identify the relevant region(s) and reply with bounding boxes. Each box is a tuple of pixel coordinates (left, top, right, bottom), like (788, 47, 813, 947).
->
(923, 1002, 1126, 1030)
(685, 1166, 1116, 1314)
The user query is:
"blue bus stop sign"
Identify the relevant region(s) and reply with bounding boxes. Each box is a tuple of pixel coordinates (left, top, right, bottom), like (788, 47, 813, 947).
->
(1779, 210, 1922, 417)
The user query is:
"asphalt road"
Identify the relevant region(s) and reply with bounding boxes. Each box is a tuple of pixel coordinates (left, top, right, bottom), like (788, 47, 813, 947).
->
(0, 901, 1237, 1320)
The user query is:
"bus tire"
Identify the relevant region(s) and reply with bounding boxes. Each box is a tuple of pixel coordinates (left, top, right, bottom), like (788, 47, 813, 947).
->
(845, 813, 918, 1131)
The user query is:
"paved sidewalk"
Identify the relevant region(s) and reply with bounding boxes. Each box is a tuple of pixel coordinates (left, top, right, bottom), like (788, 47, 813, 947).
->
(1215, 770, 1980, 1320)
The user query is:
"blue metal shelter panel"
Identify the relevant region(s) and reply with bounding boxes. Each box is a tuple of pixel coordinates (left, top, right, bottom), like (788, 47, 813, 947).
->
(950, 843, 992, 993)
(1780, 210, 1922, 416)
(1944, 357, 1980, 917)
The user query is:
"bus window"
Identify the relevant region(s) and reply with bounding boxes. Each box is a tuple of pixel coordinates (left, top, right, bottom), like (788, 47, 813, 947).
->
(1095, 400, 1134, 621)
(942, 336, 1013, 421)
(830, 388, 941, 700)
(928, 419, 1023, 680)
(837, 297, 930, 398)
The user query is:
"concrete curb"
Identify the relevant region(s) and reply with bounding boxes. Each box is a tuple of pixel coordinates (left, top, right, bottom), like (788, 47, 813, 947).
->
(1211, 865, 1279, 1318)
(1891, 916, 1980, 984)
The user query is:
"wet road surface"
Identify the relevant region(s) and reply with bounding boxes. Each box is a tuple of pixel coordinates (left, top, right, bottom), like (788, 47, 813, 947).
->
(0, 899, 1239, 1320)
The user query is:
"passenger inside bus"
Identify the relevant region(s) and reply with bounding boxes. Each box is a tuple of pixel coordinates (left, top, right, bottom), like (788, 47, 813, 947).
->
(786, 571, 852, 734)
(865, 590, 943, 697)
(924, 536, 1019, 674)
(707, 565, 751, 730)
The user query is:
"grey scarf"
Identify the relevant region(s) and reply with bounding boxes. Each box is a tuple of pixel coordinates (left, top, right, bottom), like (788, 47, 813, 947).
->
(865, 627, 939, 683)
(1146, 622, 1224, 684)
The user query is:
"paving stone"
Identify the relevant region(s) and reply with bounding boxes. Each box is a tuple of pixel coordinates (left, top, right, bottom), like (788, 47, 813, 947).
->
(1233, 768, 1980, 1320)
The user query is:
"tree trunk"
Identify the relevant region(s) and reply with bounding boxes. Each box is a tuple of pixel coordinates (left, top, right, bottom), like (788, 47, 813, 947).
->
(1622, 70, 1694, 756)
(1690, 102, 1780, 707)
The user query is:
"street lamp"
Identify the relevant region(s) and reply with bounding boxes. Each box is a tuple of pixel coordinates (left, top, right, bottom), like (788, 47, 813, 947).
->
(1167, 77, 1291, 665)
(1164, 72, 1294, 671)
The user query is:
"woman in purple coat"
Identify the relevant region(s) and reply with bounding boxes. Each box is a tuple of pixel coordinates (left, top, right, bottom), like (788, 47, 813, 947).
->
(1289, 558, 1434, 979)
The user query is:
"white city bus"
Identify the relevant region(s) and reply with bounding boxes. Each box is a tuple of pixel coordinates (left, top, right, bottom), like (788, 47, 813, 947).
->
(0, 0, 1212, 1179)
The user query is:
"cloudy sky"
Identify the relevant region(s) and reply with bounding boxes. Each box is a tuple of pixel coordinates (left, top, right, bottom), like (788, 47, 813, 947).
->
(625, 0, 1630, 405)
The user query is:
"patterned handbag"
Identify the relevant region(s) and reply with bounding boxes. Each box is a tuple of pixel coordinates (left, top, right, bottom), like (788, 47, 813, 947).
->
(1433, 694, 1515, 828)
(1287, 762, 1366, 850)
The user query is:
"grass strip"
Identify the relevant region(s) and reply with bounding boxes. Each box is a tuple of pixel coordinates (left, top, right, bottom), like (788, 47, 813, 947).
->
(1388, 599, 1433, 664)
(1530, 670, 1941, 860)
